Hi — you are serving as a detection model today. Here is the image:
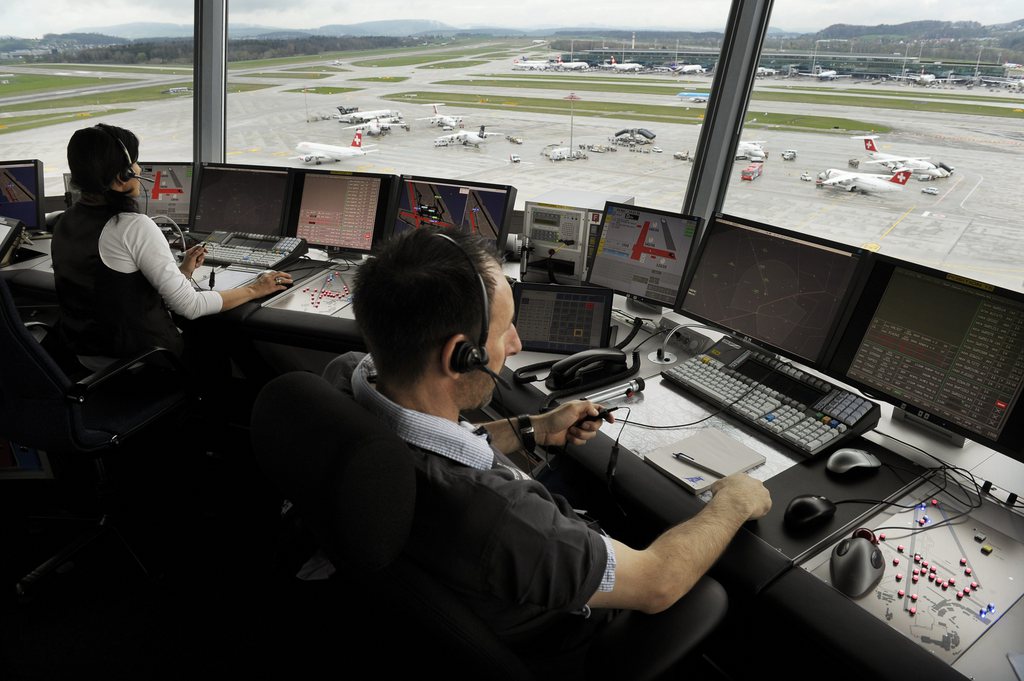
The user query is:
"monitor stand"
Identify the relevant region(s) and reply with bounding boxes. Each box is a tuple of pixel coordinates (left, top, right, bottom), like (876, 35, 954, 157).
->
(624, 297, 664, 318)
(891, 407, 966, 448)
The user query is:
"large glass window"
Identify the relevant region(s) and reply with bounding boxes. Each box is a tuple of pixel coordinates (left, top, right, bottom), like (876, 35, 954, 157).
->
(224, 3, 731, 212)
(0, 2, 196, 197)
(722, 4, 1024, 292)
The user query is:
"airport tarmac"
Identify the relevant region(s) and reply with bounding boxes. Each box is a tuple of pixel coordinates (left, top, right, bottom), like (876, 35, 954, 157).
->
(2, 49, 1022, 290)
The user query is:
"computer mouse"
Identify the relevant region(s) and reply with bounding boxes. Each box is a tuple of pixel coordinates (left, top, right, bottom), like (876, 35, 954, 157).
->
(826, 448, 882, 474)
(783, 494, 837, 530)
(830, 531, 885, 599)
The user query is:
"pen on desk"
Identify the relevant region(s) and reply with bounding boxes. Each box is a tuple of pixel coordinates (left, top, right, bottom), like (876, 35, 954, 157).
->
(671, 452, 721, 477)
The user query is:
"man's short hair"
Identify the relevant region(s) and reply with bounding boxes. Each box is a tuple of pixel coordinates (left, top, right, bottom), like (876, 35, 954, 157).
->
(354, 228, 500, 385)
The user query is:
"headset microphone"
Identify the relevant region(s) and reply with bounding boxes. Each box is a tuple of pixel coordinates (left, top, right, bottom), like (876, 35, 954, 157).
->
(480, 365, 511, 391)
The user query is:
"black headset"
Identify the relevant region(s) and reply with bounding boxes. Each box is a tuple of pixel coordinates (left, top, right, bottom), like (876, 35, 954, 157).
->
(94, 124, 138, 183)
(433, 232, 490, 374)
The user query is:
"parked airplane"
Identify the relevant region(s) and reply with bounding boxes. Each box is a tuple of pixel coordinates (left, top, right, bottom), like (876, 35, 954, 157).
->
(606, 56, 643, 72)
(755, 66, 777, 76)
(418, 104, 464, 128)
(891, 69, 964, 85)
(337, 108, 402, 124)
(798, 68, 848, 80)
(735, 140, 767, 161)
(512, 57, 551, 70)
(852, 136, 954, 178)
(675, 64, 706, 74)
(677, 92, 709, 103)
(815, 167, 912, 193)
(556, 56, 590, 70)
(345, 115, 403, 136)
(292, 132, 376, 164)
(434, 125, 503, 147)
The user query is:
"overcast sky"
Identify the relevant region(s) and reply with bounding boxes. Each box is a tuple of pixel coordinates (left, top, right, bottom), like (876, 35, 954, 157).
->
(4, 0, 1021, 39)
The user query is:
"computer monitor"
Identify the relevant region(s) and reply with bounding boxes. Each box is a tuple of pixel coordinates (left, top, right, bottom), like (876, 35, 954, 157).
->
(137, 162, 195, 227)
(679, 213, 866, 368)
(391, 175, 516, 250)
(189, 163, 291, 236)
(828, 257, 1024, 459)
(586, 201, 699, 310)
(0, 159, 45, 230)
(284, 169, 397, 256)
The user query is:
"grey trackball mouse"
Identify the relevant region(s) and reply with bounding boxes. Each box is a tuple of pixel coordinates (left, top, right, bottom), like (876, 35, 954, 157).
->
(830, 536, 885, 598)
(827, 448, 882, 474)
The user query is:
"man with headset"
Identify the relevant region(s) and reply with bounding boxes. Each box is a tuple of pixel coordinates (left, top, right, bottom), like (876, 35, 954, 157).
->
(324, 227, 770, 675)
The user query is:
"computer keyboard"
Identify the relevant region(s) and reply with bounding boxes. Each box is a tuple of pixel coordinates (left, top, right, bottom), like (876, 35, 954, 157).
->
(661, 349, 880, 457)
(201, 231, 307, 269)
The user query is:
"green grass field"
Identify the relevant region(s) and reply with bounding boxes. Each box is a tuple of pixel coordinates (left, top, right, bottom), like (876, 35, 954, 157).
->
(283, 87, 362, 95)
(383, 91, 889, 133)
(0, 73, 135, 97)
(350, 76, 409, 82)
(435, 78, 1024, 120)
(27, 63, 192, 75)
(0, 81, 270, 116)
(239, 72, 332, 80)
(0, 109, 134, 135)
(417, 61, 489, 69)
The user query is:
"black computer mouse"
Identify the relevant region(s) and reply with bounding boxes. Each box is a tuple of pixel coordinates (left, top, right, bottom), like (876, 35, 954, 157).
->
(783, 494, 837, 530)
(830, 531, 885, 599)
(827, 448, 882, 474)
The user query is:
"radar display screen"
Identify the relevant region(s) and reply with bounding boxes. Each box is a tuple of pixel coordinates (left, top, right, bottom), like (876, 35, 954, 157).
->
(680, 213, 863, 367)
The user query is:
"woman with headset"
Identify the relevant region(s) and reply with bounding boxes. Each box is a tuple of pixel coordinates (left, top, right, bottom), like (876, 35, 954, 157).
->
(51, 123, 292, 370)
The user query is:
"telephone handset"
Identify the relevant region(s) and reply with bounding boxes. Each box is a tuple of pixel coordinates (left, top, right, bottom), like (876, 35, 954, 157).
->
(546, 348, 629, 391)
(0, 217, 26, 268)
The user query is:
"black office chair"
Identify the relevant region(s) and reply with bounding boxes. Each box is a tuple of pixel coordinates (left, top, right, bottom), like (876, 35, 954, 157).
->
(252, 371, 728, 680)
(0, 277, 190, 597)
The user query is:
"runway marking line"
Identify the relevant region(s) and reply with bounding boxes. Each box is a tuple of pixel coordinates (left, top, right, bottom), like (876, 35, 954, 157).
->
(878, 206, 915, 242)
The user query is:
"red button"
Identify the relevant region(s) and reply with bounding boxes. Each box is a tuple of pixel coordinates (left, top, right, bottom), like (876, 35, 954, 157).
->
(956, 591, 964, 600)
(898, 589, 905, 598)
(910, 607, 917, 615)
(960, 558, 968, 566)
(913, 568, 920, 576)
(911, 593, 918, 601)
(931, 499, 938, 505)
(912, 575, 919, 584)
(942, 582, 949, 590)
(971, 582, 979, 589)
(928, 574, 935, 582)
(895, 573, 903, 581)
(893, 558, 900, 567)
(949, 578, 955, 585)
(965, 568, 972, 576)
(914, 554, 922, 563)
(930, 566, 937, 573)
(898, 545, 905, 553)
(964, 587, 972, 595)
(879, 533, 886, 541)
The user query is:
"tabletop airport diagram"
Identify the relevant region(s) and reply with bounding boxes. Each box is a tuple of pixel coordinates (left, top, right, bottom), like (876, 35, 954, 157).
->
(684, 224, 860, 362)
(263, 269, 353, 316)
(805, 485, 1024, 665)
(395, 181, 501, 240)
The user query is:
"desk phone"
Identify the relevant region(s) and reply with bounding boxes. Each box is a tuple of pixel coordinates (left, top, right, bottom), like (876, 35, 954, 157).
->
(202, 231, 307, 269)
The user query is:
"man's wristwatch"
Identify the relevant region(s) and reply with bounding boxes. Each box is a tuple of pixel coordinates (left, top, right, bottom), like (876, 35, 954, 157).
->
(516, 414, 536, 453)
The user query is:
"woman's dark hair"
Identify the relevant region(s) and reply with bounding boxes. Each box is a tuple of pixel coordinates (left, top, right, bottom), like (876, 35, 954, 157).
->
(67, 123, 141, 214)
(353, 228, 499, 386)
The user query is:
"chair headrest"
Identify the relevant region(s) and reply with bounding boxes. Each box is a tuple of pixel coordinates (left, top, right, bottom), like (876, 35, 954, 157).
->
(252, 371, 416, 572)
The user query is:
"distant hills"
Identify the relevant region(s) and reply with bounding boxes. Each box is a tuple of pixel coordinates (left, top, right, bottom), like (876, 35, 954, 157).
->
(2, 18, 1022, 62)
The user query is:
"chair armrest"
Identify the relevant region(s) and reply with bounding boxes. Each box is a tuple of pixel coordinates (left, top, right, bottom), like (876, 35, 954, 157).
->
(67, 346, 186, 403)
(23, 320, 52, 331)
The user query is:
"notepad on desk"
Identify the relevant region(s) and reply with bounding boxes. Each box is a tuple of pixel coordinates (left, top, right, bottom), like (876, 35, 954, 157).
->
(643, 429, 766, 494)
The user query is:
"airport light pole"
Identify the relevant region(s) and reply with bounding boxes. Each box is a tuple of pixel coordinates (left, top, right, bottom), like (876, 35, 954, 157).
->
(564, 92, 581, 153)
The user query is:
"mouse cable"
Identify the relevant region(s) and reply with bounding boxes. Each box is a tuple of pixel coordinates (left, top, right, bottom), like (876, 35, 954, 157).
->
(150, 214, 186, 254)
(870, 429, 984, 509)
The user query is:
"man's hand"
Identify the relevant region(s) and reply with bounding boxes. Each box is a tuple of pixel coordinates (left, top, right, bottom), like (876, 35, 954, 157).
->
(709, 474, 772, 521)
(534, 400, 615, 447)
